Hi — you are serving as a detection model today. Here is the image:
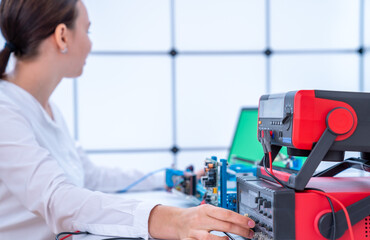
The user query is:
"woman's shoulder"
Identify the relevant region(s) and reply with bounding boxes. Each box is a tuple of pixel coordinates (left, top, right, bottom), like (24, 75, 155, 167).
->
(0, 84, 23, 111)
(0, 82, 33, 128)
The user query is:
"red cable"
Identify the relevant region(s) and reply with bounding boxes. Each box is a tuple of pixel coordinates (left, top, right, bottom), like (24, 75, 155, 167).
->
(268, 152, 275, 177)
(307, 190, 354, 240)
(60, 231, 80, 240)
(60, 234, 71, 240)
(267, 152, 284, 187)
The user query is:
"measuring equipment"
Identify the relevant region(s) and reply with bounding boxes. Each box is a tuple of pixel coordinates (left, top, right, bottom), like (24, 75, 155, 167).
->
(237, 176, 370, 240)
(257, 90, 370, 190)
(238, 90, 370, 240)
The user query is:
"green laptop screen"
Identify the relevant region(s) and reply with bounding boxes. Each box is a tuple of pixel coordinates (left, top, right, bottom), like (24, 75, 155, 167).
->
(228, 108, 262, 165)
(228, 108, 288, 168)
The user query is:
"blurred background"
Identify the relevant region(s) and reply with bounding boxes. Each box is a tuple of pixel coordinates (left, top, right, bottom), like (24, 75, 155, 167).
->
(2, 0, 370, 173)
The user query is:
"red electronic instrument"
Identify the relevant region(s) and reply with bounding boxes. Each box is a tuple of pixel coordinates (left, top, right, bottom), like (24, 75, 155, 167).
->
(237, 90, 370, 240)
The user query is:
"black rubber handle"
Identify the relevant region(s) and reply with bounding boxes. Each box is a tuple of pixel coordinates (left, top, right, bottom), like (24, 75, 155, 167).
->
(318, 196, 370, 239)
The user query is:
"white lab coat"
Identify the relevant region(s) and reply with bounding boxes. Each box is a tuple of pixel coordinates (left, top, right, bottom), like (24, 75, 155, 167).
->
(0, 80, 163, 240)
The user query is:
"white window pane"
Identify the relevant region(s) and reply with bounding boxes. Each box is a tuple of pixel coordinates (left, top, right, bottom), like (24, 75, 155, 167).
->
(271, 0, 360, 50)
(85, 0, 171, 51)
(50, 79, 75, 138)
(175, 0, 266, 51)
(79, 55, 172, 149)
(176, 55, 266, 148)
(364, 53, 370, 91)
(176, 150, 228, 172)
(365, 0, 370, 47)
(88, 152, 173, 173)
(271, 54, 359, 93)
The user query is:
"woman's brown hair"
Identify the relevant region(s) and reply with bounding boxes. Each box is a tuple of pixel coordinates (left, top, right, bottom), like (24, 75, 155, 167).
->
(0, 0, 79, 78)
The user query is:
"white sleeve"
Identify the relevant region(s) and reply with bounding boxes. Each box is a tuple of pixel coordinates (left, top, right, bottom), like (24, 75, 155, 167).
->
(76, 144, 165, 193)
(0, 108, 157, 239)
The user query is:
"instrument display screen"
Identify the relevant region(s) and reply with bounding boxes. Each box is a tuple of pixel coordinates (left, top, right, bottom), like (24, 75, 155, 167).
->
(259, 96, 284, 118)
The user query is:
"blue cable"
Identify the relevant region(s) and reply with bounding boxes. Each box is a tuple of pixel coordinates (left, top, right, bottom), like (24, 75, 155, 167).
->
(116, 168, 167, 193)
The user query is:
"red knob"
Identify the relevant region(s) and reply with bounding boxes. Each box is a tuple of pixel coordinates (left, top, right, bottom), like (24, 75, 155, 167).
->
(326, 107, 354, 135)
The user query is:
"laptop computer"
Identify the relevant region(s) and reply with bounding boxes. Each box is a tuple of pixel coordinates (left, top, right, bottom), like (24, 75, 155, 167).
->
(228, 107, 263, 166)
(227, 107, 298, 170)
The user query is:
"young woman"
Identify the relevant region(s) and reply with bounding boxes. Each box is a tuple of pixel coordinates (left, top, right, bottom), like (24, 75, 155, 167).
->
(0, 0, 255, 239)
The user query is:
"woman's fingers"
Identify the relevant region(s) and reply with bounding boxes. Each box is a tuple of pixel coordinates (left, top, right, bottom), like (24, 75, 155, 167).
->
(200, 216, 254, 239)
(194, 231, 230, 240)
(202, 204, 255, 229)
(247, 229, 255, 239)
(207, 234, 229, 240)
(177, 205, 255, 240)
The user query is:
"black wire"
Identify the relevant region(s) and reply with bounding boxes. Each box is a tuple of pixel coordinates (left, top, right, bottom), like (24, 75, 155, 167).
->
(55, 231, 144, 240)
(202, 192, 207, 201)
(223, 231, 236, 240)
(305, 187, 336, 240)
(55, 231, 89, 240)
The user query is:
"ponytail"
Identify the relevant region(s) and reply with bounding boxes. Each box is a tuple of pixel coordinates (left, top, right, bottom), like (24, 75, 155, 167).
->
(0, 43, 13, 79)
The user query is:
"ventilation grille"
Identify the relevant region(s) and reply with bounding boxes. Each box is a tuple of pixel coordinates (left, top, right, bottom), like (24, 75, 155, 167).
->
(365, 215, 369, 239)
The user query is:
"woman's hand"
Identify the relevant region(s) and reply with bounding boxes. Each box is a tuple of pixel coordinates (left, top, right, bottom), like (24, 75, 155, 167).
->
(148, 204, 255, 240)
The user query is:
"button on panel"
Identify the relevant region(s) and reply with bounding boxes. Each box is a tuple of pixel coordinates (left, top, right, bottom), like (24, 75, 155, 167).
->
(258, 198, 266, 206)
(263, 201, 271, 209)
(255, 197, 263, 204)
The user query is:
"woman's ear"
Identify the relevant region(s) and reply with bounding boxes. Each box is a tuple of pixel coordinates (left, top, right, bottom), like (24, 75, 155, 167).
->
(54, 23, 69, 53)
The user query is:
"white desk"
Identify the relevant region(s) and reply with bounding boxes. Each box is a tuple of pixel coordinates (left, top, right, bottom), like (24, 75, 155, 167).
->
(121, 190, 200, 208)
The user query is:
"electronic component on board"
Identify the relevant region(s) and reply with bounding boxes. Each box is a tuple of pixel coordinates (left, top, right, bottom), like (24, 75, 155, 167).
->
(201, 158, 220, 206)
(166, 156, 252, 211)
(165, 167, 197, 197)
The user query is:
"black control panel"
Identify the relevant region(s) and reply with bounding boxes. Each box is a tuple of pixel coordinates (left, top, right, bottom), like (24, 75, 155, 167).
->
(237, 176, 295, 240)
(258, 92, 295, 147)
